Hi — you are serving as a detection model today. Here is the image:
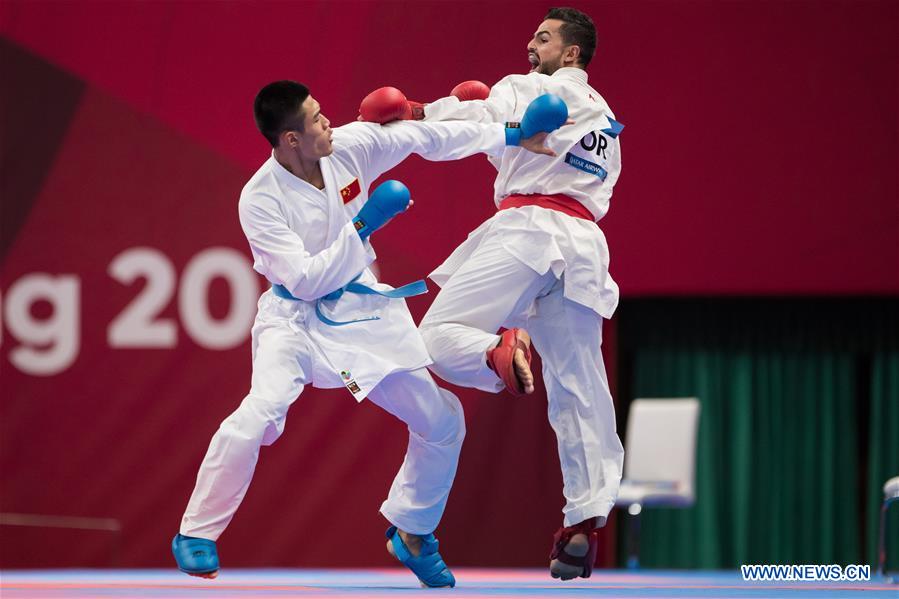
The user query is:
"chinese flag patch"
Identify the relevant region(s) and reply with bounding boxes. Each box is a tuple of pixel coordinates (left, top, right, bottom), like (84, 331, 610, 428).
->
(340, 178, 361, 204)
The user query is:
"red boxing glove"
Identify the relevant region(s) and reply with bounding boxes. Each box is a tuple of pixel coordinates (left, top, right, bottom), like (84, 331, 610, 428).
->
(450, 80, 491, 101)
(359, 87, 424, 124)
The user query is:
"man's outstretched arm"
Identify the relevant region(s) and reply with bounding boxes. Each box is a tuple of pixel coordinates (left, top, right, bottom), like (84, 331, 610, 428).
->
(342, 93, 568, 182)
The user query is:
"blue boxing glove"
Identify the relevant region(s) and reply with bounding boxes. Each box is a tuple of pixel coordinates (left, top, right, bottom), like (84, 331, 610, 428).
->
(353, 180, 411, 240)
(505, 93, 568, 146)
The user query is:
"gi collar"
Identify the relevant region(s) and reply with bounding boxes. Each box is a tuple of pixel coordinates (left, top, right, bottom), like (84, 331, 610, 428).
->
(551, 67, 588, 84)
(269, 151, 328, 194)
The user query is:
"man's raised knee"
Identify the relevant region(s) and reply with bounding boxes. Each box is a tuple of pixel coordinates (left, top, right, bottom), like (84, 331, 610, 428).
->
(421, 391, 466, 446)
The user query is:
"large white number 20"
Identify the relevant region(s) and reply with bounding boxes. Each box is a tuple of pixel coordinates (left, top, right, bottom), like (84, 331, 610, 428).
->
(108, 247, 258, 349)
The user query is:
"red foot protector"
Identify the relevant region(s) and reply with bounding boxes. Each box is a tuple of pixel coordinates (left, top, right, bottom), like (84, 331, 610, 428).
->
(486, 328, 532, 396)
(550, 517, 599, 579)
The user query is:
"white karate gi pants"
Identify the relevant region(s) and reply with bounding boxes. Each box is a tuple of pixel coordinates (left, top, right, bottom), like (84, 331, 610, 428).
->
(180, 305, 465, 540)
(420, 232, 623, 527)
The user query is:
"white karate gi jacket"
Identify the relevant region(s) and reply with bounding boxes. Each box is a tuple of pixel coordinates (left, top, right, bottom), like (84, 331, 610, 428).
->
(424, 67, 622, 318)
(238, 120, 506, 400)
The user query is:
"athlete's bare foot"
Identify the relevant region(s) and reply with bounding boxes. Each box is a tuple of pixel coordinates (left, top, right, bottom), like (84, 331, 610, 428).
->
(549, 532, 589, 580)
(512, 329, 535, 394)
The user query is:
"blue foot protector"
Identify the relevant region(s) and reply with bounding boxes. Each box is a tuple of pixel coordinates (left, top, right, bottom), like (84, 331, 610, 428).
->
(172, 533, 219, 576)
(386, 526, 456, 588)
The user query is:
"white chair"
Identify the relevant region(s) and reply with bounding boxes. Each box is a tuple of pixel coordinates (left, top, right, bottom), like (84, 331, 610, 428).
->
(879, 475, 899, 582)
(614, 397, 701, 569)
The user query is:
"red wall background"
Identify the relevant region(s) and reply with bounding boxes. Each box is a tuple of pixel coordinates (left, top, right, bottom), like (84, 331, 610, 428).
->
(1, 0, 896, 568)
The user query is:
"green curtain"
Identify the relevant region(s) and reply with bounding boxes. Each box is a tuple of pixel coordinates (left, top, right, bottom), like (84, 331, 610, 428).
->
(867, 351, 899, 571)
(617, 299, 899, 569)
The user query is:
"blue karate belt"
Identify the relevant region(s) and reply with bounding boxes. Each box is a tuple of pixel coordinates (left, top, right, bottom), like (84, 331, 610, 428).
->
(272, 275, 427, 327)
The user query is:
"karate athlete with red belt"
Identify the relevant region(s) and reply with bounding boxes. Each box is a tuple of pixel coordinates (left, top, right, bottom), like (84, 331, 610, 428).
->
(359, 7, 625, 581)
(171, 80, 564, 588)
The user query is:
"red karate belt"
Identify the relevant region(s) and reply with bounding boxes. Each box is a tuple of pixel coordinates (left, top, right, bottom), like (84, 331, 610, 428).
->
(499, 193, 594, 221)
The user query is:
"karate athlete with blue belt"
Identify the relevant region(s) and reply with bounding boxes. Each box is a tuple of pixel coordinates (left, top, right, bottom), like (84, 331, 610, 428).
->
(171, 80, 565, 588)
(360, 7, 626, 582)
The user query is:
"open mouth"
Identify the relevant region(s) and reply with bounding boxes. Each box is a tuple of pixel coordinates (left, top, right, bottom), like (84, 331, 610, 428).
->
(528, 53, 539, 71)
